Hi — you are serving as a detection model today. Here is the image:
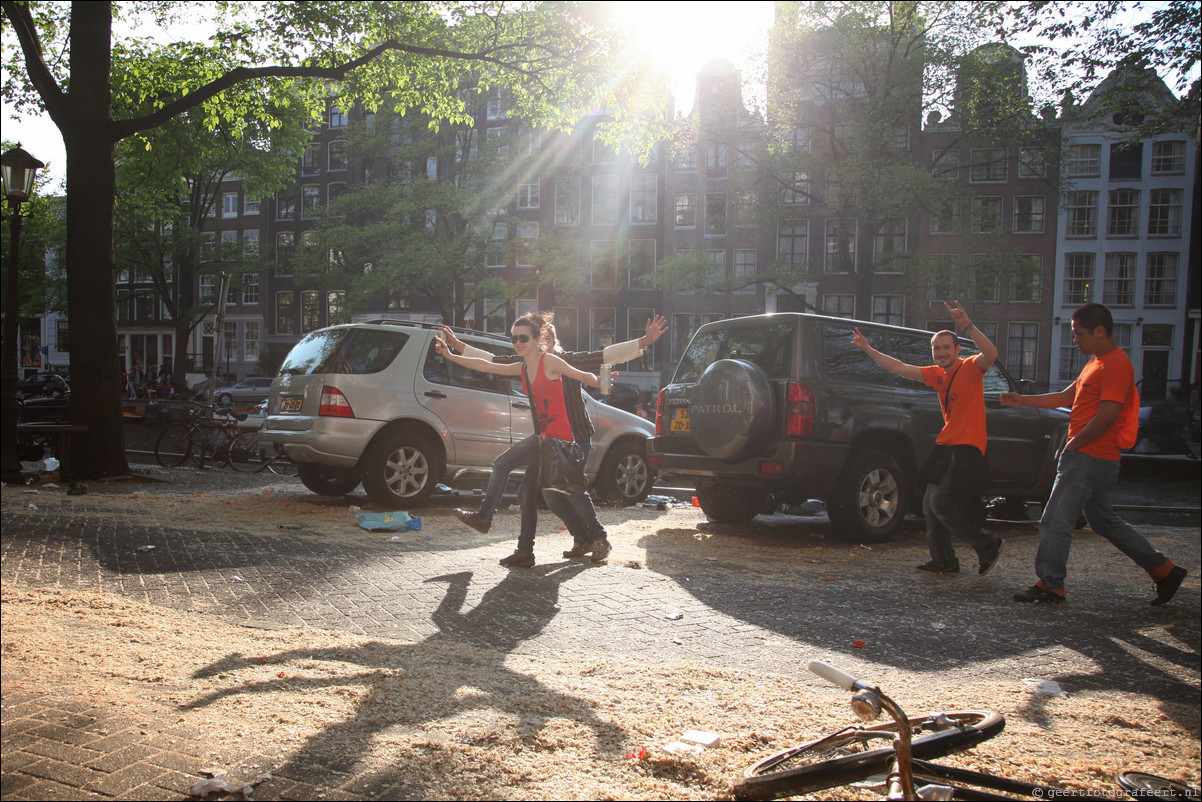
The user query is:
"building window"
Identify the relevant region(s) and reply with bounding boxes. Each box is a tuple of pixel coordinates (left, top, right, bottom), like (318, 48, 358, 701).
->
(515, 221, 538, 267)
(1150, 141, 1185, 175)
(1066, 144, 1100, 177)
(327, 182, 346, 208)
(734, 140, 757, 170)
(825, 219, 856, 271)
(930, 197, 961, 234)
(518, 173, 541, 210)
(777, 221, 808, 272)
(732, 249, 756, 292)
(275, 190, 295, 220)
(552, 306, 578, 351)
(629, 239, 655, 287)
(221, 192, 239, 219)
(243, 197, 260, 215)
(244, 321, 260, 362)
(276, 291, 295, 334)
(704, 192, 726, 236)
(1013, 196, 1045, 233)
(1102, 253, 1136, 306)
(873, 219, 907, 271)
(329, 105, 347, 128)
(328, 140, 348, 171)
(705, 143, 728, 178)
(674, 193, 696, 228)
(591, 131, 615, 164)
(1065, 191, 1098, 237)
(486, 222, 507, 268)
(301, 184, 320, 218)
(1008, 255, 1042, 303)
(971, 196, 1002, 233)
(892, 128, 910, 149)
(241, 272, 260, 305)
(243, 229, 259, 258)
(932, 149, 959, 182)
(1106, 189, 1139, 237)
(733, 191, 757, 228)
(199, 274, 215, 303)
(56, 320, 69, 352)
(590, 307, 615, 351)
(1017, 148, 1046, 178)
(823, 294, 855, 317)
(1063, 253, 1093, 305)
(328, 290, 348, 326)
(969, 148, 1007, 182)
(276, 232, 295, 276)
(970, 255, 999, 303)
(871, 294, 904, 326)
(302, 142, 321, 175)
(591, 175, 619, 225)
(425, 156, 438, 180)
(301, 290, 322, 333)
(221, 230, 238, 264)
(1007, 323, 1039, 381)
(1147, 189, 1182, 236)
(704, 250, 726, 289)
(1144, 253, 1178, 306)
(1059, 323, 1089, 377)
(629, 174, 657, 224)
(674, 147, 696, 172)
(486, 88, 508, 120)
(555, 177, 580, 225)
(590, 241, 618, 287)
(1109, 142, 1142, 180)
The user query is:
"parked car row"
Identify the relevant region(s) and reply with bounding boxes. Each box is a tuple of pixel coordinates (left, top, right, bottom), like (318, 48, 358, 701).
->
(16, 371, 69, 398)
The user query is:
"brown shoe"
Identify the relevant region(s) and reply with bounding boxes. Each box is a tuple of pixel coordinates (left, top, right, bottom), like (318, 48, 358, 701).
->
(454, 508, 491, 534)
(587, 538, 612, 563)
(563, 543, 591, 559)
(499, 551, 535, 568)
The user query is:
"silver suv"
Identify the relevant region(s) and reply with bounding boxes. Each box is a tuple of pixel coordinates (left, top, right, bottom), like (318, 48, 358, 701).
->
(259, 320, 656, 507)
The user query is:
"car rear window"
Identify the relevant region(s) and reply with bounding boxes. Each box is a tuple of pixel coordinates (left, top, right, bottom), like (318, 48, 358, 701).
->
(673, 320, 795, 383)
(279, 328, 409, 376)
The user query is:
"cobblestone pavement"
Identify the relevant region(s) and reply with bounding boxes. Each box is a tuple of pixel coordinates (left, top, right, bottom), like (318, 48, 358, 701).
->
(3, 463, 1199, 800)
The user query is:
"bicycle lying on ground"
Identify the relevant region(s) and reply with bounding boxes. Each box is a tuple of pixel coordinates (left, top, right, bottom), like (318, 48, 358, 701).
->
(733, 661, 1199, 801)
(154, 400, 262, 472)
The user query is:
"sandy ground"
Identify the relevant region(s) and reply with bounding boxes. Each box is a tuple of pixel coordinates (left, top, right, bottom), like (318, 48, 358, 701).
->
(2, 468, 1199, 799)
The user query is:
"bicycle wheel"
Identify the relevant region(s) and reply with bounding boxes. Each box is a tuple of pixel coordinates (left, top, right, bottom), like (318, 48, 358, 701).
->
(264, 447, 298, 476)
(910, 759, 1117, 801)
(228, 432, 267, 473)
(732, 711, 1004, 800)
(155, 422, 194, 468)
(1117, 771, 1199, 800)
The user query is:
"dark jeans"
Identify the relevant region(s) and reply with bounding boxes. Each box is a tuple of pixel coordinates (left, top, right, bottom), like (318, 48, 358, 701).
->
(475, 434, 539, 523)
(922, 446, 996, 568)
(515, 441, 606, 554)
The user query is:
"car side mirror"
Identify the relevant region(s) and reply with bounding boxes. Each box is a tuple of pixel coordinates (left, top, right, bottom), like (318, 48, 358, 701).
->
(1017, 379, 1035, 395)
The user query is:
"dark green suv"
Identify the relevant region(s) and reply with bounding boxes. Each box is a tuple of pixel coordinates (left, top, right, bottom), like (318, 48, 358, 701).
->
(649, 313, 1068, 542)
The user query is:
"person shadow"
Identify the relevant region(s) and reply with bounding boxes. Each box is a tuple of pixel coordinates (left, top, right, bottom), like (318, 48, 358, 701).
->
(182, 562, 616, 794)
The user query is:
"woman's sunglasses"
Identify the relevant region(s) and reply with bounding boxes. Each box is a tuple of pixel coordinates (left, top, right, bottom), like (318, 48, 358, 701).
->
(510, 333, 532, 344)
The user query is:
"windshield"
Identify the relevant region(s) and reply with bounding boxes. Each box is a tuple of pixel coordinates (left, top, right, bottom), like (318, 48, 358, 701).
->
(279, 328, 409, 376)
(673, 318, 795, 383)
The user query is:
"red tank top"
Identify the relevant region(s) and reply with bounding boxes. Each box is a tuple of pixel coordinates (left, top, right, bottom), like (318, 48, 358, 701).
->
(522, 353, 573, 441)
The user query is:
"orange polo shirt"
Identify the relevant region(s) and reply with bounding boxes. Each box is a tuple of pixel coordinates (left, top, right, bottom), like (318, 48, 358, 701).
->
(920, 354, 987, 455)
(1071, 349, 1140, 462)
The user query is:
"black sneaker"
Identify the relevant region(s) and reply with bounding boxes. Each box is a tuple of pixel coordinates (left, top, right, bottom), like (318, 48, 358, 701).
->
(1152, 565, 1187, 607)
(499, 551, 535, 568)
(1013, 584, 1064, 604)
(977, 538, 1004, 576)
(916, 560, 959, 575)
(454, 508, 491, 535)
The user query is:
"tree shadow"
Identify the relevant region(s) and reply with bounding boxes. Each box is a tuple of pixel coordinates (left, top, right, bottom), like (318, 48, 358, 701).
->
(181, 562, 624, 793)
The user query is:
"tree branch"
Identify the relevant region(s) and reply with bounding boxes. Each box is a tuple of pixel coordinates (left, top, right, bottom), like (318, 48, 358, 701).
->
(1, 0, 70, 126)
(113, 38, 559, 141)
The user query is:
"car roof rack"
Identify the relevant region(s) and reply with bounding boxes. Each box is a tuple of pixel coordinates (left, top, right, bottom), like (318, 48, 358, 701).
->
(360, 318, 507, 343)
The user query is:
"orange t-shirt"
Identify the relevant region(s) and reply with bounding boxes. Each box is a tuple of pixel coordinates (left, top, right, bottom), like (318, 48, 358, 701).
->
(1071, 349, 1140, 462)
(920, 354, 987, 455)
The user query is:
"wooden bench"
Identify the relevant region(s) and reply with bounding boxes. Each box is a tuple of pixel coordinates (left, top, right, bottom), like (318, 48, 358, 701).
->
(16, 422, 89, 480)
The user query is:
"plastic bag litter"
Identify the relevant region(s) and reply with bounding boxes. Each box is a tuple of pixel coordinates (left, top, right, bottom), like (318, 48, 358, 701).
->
(190, 776, 251, 798)
(1022, 678, 1067, 697)
(355, 510, 421, 531)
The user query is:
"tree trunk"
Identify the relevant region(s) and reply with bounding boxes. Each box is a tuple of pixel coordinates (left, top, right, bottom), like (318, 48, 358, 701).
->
(64, 1, 129, 479)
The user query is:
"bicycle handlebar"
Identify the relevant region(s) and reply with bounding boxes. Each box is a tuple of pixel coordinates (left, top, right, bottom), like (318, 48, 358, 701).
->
(184, 398, 248, 422)
(809, 661, 860, 691)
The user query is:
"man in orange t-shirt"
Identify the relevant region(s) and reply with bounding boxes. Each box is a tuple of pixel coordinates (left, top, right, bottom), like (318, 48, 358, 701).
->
(853, 301, 1004, 577)
(1001, 303, 1186, 605)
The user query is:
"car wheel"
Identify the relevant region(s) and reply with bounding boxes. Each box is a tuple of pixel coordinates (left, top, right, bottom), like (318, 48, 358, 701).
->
(218, 393, 233, 405)
(827, 448, 908, 543)
(297, 463, 361, 496)
(690, 359, 776, 461)
(696, 482, 768, 524)
(595, 440, 654, 506)
(361, 431, 441, 506)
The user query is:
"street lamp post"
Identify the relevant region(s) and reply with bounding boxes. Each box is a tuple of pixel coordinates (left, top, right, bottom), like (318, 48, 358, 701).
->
(2, 145, 45, 484)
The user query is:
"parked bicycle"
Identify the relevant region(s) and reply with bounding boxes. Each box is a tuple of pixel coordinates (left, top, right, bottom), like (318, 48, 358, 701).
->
(223, 430, 298, 476)
(154, 400, 261, 472)
(733, 661, 1198, 801)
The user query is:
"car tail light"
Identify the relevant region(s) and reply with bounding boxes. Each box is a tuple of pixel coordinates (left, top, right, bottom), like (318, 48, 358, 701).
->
(654, 388, 667, 435)
(319, 386, 355, 418)
(785, 381, 814, 438)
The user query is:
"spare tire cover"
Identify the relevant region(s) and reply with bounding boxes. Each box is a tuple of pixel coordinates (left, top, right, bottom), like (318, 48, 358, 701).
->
(690, 359, 775, 461)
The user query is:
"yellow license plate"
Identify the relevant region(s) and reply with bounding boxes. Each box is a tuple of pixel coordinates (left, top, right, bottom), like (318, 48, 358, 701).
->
(280, 398, 303, 412)
(670, 407, 690, 433)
